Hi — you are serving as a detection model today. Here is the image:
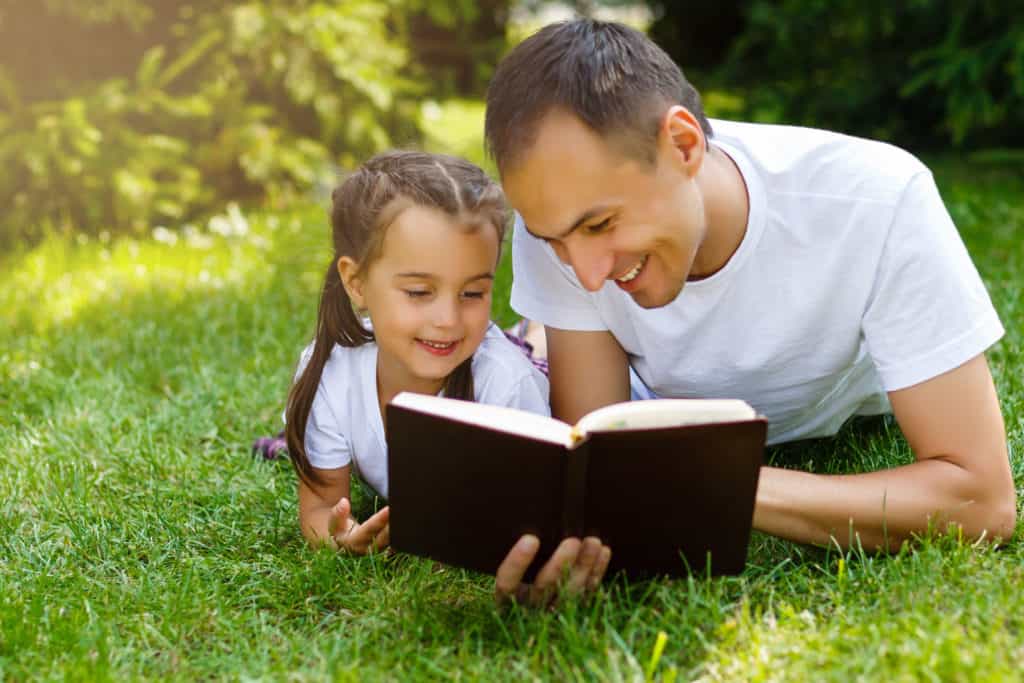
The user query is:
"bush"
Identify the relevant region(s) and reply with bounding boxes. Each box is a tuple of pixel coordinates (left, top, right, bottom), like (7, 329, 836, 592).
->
(718, 0, 1024, 148)
(0, 1, 490, 246)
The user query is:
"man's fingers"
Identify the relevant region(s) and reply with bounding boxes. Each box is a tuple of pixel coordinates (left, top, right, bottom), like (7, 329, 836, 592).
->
(495, 535, 540, 605)
(529, 537, 581, 605)
(588, 545, 612, 592)
(566, 536, 603, 595)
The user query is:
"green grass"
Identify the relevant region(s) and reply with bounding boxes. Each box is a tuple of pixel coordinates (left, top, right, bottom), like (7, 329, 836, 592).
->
(2, 151, 1023, 680)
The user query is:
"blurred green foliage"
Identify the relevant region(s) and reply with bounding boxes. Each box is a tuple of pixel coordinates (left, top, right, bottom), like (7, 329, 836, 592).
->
(658, 0, 1024, 149)
(0, 1, 502, 245)
(4, 1, 1023, 246)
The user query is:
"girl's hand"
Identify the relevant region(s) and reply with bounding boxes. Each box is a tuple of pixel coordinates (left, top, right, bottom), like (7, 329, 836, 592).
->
(327, 497, 391, 554)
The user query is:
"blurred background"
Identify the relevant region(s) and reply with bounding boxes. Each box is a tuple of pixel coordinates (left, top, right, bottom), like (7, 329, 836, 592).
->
(2, 8, 1022, 678)
(2, 0, 1022, 248)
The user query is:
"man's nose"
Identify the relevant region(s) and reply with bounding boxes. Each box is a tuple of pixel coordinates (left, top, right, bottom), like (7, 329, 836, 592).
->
(555, 239, 614, 292)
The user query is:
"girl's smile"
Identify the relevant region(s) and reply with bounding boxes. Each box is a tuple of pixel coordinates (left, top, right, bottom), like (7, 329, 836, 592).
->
(342, 203, 500, 403)
(416, 337, 462, 356)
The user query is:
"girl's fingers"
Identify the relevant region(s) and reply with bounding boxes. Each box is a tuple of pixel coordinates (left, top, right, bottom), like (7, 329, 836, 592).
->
(373, 523, 390, 552)
(362, 506, 390, 535)
(346, 507, 390, 552)
(328, 497, 351, 539)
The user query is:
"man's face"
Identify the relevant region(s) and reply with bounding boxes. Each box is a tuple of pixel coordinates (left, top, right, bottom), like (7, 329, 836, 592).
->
(501, 108, 706, 309)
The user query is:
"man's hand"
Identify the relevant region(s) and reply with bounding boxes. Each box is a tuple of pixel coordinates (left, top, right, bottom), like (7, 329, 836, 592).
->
(327, 497, 391, 554)
(494, 534, 612, 607)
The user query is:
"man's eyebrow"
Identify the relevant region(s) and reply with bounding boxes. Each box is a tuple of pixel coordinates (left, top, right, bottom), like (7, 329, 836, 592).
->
(523, 206, 612, 241)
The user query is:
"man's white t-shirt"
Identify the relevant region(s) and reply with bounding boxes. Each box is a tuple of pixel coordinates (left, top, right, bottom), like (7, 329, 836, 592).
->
(511, 120, 1004, 445)
(289, 324, 550, 498)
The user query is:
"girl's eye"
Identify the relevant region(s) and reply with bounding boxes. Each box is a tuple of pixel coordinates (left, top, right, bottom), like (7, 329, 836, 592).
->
(461, 290, 487, 300)
(585, 218, 612, 235)
(404, 290, 430, 299)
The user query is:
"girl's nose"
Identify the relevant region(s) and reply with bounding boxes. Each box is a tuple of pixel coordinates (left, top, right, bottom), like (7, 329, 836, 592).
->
(431, 297, 459, 328)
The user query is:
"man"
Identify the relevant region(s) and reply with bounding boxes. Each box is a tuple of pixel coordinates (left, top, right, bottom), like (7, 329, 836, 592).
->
(488, 19, 1016, 605)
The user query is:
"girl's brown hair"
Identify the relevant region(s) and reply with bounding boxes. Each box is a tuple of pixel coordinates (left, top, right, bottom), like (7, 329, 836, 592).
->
(285, 150, 509, 488)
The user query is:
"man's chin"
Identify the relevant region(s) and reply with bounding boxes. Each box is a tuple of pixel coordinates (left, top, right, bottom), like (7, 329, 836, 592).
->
(630, 282, 684, 309)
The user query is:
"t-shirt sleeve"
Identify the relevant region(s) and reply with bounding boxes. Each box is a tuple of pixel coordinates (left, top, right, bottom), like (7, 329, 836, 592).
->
(509, 213, 609, 331)
(862, 171, 1004, 391)
(302, 385, 353, 470)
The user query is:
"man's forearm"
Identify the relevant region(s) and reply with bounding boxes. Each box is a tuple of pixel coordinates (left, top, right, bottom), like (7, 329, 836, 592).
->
(754, 458, 1016, 550)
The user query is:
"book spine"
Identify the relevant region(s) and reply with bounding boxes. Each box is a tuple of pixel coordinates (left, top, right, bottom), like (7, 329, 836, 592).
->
(561, 442, 589, 538)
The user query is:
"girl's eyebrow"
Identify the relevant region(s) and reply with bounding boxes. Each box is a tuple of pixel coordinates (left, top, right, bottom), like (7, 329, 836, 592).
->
(393, 272, 495, 281)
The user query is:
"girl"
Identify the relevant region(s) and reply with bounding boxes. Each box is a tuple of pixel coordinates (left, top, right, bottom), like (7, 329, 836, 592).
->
(285, 150, 549, 554)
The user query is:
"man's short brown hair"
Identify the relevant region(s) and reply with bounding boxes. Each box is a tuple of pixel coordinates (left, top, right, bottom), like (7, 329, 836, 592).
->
(485, 19, 712, 174)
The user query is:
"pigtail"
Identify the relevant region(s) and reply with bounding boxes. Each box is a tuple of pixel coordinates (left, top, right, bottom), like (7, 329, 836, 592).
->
(442, 356, 475, 402)
(284, 151, 510, 487)
(285, 261, 372, 489)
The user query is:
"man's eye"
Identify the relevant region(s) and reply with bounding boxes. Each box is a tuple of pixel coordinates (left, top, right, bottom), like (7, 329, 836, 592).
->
(585, 218, 612, 235)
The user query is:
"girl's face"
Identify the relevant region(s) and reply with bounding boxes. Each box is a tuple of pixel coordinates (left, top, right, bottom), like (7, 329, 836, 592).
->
(344, 204, 500, 397)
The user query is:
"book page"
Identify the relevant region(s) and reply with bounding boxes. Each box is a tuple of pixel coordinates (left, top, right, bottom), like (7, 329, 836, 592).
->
(390, 392, 573, 446)
(576, 399, 756, 435)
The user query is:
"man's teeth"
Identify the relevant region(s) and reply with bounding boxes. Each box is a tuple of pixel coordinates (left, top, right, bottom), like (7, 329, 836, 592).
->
(616, 255, 647, 283)
(420, 339, 455, 349)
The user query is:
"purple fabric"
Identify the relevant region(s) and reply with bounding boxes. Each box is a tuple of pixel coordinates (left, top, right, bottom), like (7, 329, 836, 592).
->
(502, 320, 549, 376)
(252, 432, 287, 461)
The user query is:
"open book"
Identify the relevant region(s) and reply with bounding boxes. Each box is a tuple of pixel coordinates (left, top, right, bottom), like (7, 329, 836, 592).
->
(386, 394, 766, 580)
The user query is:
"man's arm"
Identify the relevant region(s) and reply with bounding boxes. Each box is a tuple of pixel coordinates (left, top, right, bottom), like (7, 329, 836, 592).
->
(546, 326, 631, 422)
(754, 353, 1017, 549)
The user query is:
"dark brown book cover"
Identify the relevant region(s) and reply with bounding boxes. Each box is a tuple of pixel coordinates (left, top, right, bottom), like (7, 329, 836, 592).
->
(386, 400, 765, 581)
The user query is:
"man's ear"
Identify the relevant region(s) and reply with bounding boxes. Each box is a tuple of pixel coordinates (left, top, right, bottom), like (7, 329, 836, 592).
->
(337, 256, 366, 310)
(660, 105, 705, 178)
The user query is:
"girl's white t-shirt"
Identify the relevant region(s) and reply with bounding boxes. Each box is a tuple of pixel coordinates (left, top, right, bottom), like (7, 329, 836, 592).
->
(289, 324, 550, 498)
(510, 119, 1004, 445)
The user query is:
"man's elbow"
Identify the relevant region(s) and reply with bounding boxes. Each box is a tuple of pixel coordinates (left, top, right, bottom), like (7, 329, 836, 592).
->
(989, 489, 1018, 541)
(964, 488, 1017, 543)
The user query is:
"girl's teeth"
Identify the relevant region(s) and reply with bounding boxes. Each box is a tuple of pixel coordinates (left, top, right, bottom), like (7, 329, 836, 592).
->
(421, 340, 454, 348)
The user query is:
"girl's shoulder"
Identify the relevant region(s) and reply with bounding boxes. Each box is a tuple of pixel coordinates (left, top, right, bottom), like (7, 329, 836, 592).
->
(472, 324, 532, 368)
(471, 324, 550, 405)
(295, 339, 377, 390)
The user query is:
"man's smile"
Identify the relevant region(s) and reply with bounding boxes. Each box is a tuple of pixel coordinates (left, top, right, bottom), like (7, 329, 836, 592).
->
(613, 254, 648, 286)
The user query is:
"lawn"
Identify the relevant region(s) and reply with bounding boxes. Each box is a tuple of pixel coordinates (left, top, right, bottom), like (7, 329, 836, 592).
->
(1, 141, 1022, 679)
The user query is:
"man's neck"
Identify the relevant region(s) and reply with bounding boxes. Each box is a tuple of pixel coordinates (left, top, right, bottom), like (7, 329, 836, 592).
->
(690, 146, 750, 280)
